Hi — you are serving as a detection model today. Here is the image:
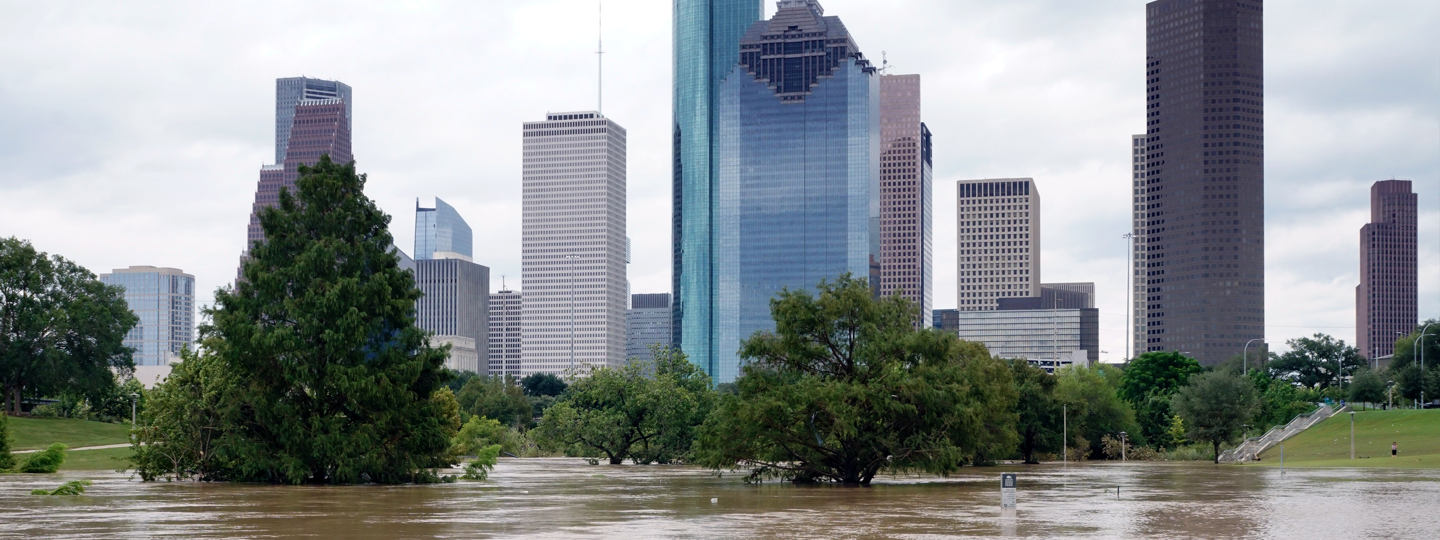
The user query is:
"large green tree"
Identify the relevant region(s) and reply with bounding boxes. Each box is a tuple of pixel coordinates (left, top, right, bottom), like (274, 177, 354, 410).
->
(1009, 359, 1063, 464)
(1119, 352, 1203, 449)
(0, 237, 137, 415)
(535, 347, 713, 465)
(128, 346, 238, 481)
(1172, 370, 1257, 463)
(1249, 371, 1313, 429)
(1268, 334, 1364, 390)
(187, 155, 451, 484)
(455, 375, 532, 427)
(1348, 369, 1387, 409)
(1390, 324, 1440, 404)
(1055, 363, 1141, 459)
(694, 275, 1018, 485)
(0, 411, 13, 470)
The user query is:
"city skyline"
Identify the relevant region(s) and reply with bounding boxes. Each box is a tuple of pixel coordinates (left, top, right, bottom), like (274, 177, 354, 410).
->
(2, 0, 1438, 362)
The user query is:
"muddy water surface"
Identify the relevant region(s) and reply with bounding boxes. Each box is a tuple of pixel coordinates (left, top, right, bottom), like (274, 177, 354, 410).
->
(1, 459, 1435, 539)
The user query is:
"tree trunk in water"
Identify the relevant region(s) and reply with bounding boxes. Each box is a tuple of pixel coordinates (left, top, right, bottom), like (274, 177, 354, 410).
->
(609, 455, 623, 465)
(1213, 441, 1220, 464)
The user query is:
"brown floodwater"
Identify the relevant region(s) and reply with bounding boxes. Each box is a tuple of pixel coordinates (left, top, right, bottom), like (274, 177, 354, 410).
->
(1, 458, 1436, 539)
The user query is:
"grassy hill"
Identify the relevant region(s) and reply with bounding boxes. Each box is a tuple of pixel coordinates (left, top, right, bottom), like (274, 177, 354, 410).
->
(9, 416, 132, 451)
(1253, 409, 1440, 468)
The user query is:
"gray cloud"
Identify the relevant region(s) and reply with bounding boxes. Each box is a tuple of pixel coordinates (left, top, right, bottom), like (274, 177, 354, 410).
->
(1, 0, 1436, 361)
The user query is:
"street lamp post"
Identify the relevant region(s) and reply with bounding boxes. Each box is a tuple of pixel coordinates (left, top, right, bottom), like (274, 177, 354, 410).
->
(1119, 431, 1127, 462)
(1123, 233, 1134, 362)
(129, 393, 139, 442)
(1420, 323, 1438, 409)
(565, 254, 581, 373)
(1349, 411, 1355, 460)
(1243, 338, 1264, 377)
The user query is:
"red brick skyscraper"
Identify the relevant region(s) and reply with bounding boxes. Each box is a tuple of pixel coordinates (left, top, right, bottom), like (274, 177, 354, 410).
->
(879, 74, 933, 327)
(1357, 180, 1418, 361)
(239, 78, 352, 276)
(1134, 0, 1265, 365)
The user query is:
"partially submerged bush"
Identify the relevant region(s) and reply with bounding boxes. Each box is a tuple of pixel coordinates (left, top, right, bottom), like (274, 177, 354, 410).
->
(31, 480, 91, 496)
(18, 444, 67, 473)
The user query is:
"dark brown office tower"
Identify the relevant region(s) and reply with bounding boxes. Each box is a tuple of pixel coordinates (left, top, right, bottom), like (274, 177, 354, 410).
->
(1135, 0, 1264, 365)
(1357, 180, 1418, 362)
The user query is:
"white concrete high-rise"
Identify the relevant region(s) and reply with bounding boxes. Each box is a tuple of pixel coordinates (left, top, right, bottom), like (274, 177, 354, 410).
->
(521, 111, 627, 375)
(956, 178, 1041, 311)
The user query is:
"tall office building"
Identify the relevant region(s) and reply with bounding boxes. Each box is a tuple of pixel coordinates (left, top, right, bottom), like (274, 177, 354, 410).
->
(1357, 180, 1417, 361)
(673, 0, 765, 376)
(879, 74, 933, 326)
(951, 306, 1100, 374)
(521, 111, 628, 375)
(1135, 0, 1265, 365)
(242, 77, 352, 270)
(1131, 134, 1149, 359)
(488, 288, 523, 377)
(415, 198, 474, 260)
(956, 179, 1041, 311)
(679, 0, 879, 383)
(415, 254, 489, 374)
(627, 294, 674, 363)
(98, 266, 195, 366)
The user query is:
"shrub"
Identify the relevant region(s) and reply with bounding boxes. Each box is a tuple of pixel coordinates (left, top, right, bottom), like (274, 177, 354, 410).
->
(31, 479, 91, 496)
(0, 412, 13, 470)
(18, 443, 67, 473)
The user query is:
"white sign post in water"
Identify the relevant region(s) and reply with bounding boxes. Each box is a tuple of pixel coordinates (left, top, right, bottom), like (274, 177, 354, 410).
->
(1001, 473, 1017, 511)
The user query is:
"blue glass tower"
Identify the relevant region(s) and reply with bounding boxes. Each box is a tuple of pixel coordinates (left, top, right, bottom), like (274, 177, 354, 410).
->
(708, 0, 879, 382)
(673, 0, 764, 379)
(415, 197, 473, 260)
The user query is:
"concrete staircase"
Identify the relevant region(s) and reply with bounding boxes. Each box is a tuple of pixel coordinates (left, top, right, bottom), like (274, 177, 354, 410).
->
(1218, 404, 1348, 463)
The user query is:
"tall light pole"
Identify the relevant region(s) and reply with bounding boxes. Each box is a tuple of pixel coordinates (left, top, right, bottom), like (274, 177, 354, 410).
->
(1243, 338, 1264, 377)
(1420, 323, 1438, 409)
(129, 393, 139, 442)
(1119, 431, 1128, 462)
(565, 254, 581, 373)
(1123, 233, 1135, 363)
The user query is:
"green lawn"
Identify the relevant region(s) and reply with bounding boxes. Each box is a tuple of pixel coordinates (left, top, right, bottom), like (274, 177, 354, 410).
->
(59, 446, 134, 471)
(1253, 409, 1440, 468)
(8, 416, 132, 451)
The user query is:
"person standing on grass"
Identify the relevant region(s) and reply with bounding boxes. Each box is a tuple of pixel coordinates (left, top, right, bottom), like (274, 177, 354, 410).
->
(1392, 442, 1398, 457)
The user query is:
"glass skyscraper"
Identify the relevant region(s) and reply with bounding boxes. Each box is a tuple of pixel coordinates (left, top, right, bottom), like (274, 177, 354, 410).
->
(415, 197, 473, 260)
(98, 266, 195, 366)
(673, 0, 764, 379)
(703, 0, 879, 382)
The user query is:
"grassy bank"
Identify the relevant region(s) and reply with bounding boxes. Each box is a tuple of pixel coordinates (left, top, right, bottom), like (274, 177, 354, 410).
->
(59, 447, 133, 471)
(8, 416, 132, 451)
(1252, 409, 1440, 468)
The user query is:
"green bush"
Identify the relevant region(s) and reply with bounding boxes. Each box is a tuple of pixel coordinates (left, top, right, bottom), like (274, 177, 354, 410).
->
(0, 412, 14, 470)
(31, 479, 91, 496)
(460, 445, 502, 481)
(18, 443, 67, 473)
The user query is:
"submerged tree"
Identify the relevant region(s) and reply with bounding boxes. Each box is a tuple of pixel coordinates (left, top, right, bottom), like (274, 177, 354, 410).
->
(1055, 363, 1142, 459)
(1010, 359, 1063, 464)
(1172, 370, 1257, 463)
(694, 275, 1018, 485)
(133, 155, 453, 484)
(535, 346, 713, 465)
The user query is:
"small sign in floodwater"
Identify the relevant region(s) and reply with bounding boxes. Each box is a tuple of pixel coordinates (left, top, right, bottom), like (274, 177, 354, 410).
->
(1000, 473, 1017, 510)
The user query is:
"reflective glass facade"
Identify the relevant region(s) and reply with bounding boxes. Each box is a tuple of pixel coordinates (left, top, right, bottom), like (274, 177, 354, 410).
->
(275, 77, 352, 164)
(949, 308, 1099, 374)
(673, 0, 763, 379)
(415, 197, 473, 260)
(98, 267, 195, 366)
(706, 0, 879, 382)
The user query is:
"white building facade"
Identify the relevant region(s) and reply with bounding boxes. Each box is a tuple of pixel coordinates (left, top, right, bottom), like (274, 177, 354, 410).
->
(521, 111, 628, 375)
(956, 178, 1041, 311)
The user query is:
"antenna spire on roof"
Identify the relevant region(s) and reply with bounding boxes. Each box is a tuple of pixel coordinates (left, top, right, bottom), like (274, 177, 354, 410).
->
(597, 0, 605, 114)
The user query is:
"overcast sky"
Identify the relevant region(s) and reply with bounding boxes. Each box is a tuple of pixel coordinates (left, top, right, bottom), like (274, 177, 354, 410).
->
(2, 0, 1437, 362)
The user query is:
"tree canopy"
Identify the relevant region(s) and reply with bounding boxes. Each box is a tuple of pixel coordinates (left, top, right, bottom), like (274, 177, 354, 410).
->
(1, 237, 137, 415)
(694, 275, 1017, 485)
(1268, 333, 1364, 390)
(1172, 370, 1257, 463)
(536, 346, 713, 465)
(131, 156, 453, 484)
(1009, 359, 1062, 464)
(1119, 351, 1203, 449)
(521, 373, 568, 397)
(1055, 363, 1141, 458)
